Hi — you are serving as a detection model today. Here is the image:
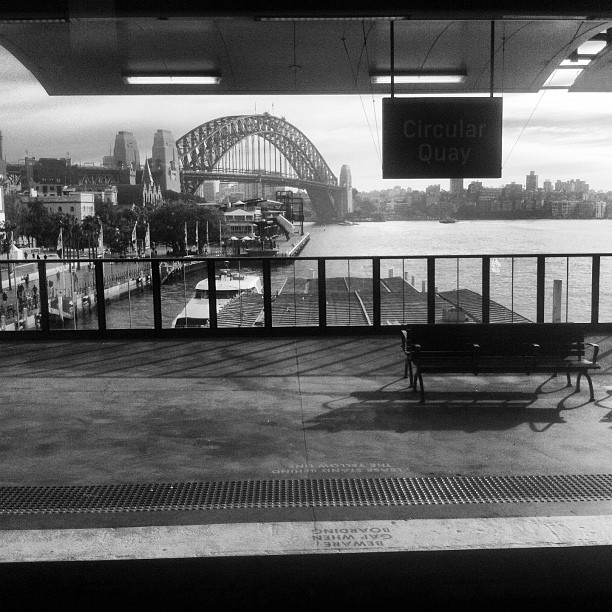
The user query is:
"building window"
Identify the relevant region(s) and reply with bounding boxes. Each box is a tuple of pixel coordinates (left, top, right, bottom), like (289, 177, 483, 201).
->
(58, 206, 62, 212)
(70, 206, 75, 212)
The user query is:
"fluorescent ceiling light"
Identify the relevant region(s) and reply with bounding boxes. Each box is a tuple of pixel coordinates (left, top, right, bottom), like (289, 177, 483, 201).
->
(502, 15, 588, 20)
(371, 74, 466, 84)
(256, 16, 407, 21)
(123, 75, 221, 85)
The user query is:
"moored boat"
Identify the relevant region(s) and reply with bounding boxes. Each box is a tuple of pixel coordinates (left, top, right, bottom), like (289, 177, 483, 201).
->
(172, 268, 263, 328)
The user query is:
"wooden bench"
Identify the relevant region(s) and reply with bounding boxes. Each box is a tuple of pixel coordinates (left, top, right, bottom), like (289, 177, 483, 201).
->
(401, 324, 600, 403)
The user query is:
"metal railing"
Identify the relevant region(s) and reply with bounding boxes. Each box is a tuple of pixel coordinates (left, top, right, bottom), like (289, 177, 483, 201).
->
(1, 253, 611, 336)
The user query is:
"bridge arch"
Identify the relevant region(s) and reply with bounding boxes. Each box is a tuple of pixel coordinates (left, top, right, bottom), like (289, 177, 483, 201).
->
(176, 114, 341, 221)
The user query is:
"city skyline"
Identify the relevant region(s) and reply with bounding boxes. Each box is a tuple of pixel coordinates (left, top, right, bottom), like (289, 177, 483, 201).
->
(3, 46, 612, 193)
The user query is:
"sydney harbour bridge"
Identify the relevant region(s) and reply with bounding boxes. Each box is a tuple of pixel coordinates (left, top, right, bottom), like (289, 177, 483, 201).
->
(2, 114, 350, 223)
(176, 113, 349, 223)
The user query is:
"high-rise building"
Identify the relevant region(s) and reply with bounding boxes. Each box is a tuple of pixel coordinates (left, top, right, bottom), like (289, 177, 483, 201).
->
(543, 179, 553, 193)
(339, 164, 353, 215)
(113, 131, 140, 170)
(450, 178, 464, 195)
(526, 170, 538, 192)
(197, 181, 219, 202)
(152, 129, 181, 193)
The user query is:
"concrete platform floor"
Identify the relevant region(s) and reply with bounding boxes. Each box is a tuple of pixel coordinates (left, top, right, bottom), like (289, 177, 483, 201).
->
(0, 333, 610, 489)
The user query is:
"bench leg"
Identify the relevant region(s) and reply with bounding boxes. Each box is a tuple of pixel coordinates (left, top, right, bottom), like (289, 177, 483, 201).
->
(576, 371, 595, 402)
(417, 372, 425, 403)
(405, 359, 414, 388)
(565, 371, 572, 388)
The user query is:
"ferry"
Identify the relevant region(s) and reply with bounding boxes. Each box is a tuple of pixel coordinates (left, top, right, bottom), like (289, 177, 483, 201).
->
(439, 217, 457, 224)
(171, 269, 263, 328)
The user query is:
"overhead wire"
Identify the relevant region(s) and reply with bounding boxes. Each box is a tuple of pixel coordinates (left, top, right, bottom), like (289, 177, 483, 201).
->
(361, 21, 382, 163)
(419, 22, 455, 70)
(340, 21, 381, 163)
(473, 21, 533, 88)
(503, 21, 586, 168)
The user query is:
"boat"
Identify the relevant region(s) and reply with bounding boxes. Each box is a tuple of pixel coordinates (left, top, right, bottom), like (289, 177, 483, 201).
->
(439, 217, 457, 224)
(171, 268, 263, 328)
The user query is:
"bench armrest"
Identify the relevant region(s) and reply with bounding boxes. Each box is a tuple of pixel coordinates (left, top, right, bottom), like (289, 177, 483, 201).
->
(585, 342, 599, 364)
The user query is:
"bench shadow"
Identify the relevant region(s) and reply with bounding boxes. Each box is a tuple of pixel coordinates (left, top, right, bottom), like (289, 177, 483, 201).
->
(307, 388, 565, 434)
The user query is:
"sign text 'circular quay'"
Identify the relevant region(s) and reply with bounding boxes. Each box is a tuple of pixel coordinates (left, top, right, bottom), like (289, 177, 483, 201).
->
(382, 98, 503, 179)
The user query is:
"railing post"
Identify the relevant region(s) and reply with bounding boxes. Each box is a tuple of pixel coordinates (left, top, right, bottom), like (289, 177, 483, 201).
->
(94, 260, 106, 331)
(372, 258, 381, 328)
(481, 257, 490, 324)
(206, 259, 217, 329)
(37, 260, 50, 333)
(151, 260, 162, 331)
(591, 255, 600, 325)
(318, 258, 327, 329)
(263, 258, 272, 330)
(536, 256, 545, 323)
(427, 257, 436, 324)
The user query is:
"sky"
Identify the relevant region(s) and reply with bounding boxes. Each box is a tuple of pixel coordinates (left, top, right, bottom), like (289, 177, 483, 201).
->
(2, 44, 612, 193)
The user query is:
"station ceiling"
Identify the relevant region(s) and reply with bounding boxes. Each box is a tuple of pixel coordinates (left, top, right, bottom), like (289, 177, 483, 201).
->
(2, 2, 612, 96)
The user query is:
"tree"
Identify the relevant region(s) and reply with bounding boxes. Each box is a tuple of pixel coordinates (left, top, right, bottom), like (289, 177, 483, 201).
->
(81, 215, 100, 258)
(0, 220, 18, 289)
(17, 200, 50, 247)
(162, 190, 206, 203)
(149, 200, 224, 254)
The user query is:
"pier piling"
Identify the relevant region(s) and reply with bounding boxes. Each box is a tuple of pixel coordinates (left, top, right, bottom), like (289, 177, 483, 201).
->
(553, 279, 562, 323)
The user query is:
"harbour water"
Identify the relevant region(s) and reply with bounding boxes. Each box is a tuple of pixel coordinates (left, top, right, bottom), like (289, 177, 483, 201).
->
(56, 219, 612, 329)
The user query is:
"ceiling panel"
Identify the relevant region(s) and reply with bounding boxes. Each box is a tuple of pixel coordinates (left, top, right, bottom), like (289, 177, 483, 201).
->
(1, 17, 612, 95)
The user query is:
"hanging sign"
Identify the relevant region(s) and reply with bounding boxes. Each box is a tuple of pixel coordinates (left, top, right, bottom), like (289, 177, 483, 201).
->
(382, 97, 503, 179)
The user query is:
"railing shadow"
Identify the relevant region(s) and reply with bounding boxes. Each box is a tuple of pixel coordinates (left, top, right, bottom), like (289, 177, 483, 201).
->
(307, 388, 565, 434)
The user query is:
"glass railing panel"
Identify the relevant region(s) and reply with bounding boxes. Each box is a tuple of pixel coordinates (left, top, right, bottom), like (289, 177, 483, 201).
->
(161, 258, 209, 329)
(1, 258, 41, 332)
(433, 257, 483, 323)
(380, 258, 428, 325)
(600, 256, 612, 323)
(103, 259, 154, 329)
(271, 258, 319, 327)
(489, 257, 537, 323)
(325, 258, 372, 326)
(46, 260, 98, 330)
(214, 258, 264, 329)
(545, 256, 592, 323)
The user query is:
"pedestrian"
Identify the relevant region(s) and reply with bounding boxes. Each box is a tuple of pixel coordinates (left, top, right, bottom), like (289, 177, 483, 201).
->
(25, 274, 29, 288)
(56, 270, 61, 282)
(2, 290, 7, 303)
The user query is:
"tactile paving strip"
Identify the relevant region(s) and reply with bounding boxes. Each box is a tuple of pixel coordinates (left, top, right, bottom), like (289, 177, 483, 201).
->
(1, 474, 611, 515)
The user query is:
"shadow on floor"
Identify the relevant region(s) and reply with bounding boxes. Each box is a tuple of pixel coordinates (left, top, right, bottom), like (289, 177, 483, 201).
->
(308, 389, 565, 433)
